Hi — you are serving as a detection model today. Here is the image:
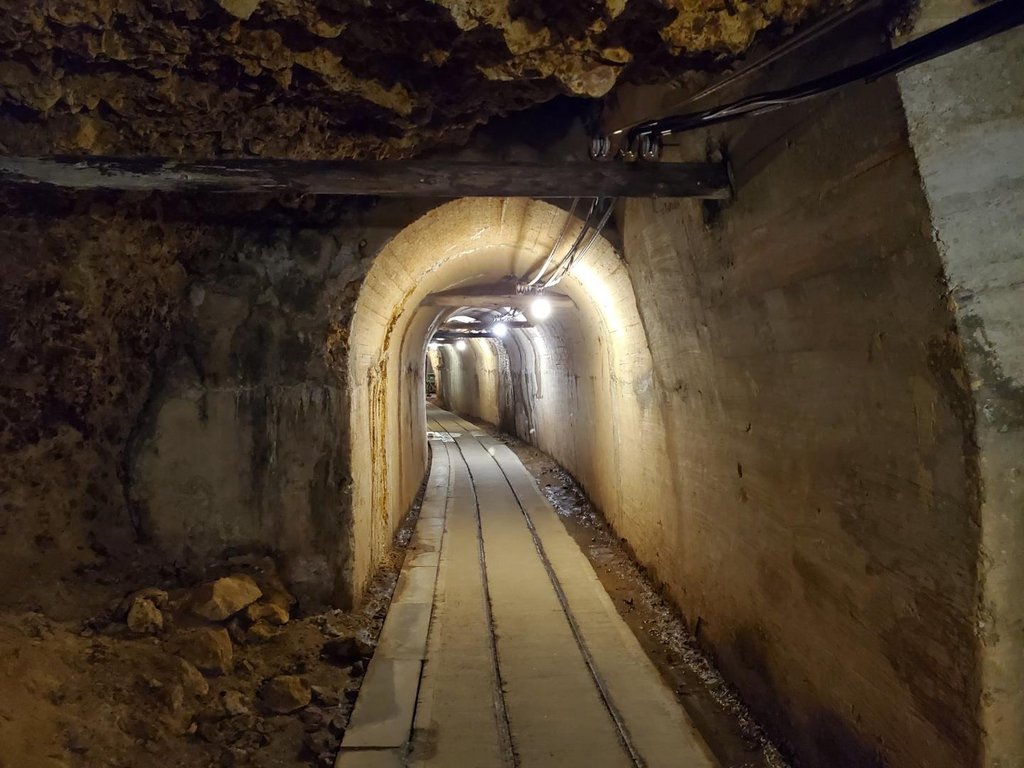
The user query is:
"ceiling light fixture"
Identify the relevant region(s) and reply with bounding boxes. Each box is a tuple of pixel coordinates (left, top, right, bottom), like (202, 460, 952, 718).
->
(455, 340, 468, 351)
(492, 322, 508, 338)
(530, 296, 552, 320)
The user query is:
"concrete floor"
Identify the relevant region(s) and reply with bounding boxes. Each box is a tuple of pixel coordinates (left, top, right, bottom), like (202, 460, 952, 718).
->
(336, 407, 718, 768)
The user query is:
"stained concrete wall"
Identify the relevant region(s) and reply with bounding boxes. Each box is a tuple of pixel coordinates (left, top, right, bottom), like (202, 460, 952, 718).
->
(899, 6, 1024, 764)
(129, 223, 364, 607)
(436, 41, 1011, 768)
(0, 193, 389, 610)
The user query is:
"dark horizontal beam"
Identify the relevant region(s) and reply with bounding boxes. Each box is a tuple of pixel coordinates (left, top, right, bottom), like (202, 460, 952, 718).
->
(424, 292, 575, 309)
(432, 332, 501, 341)
(0, 156, 732, 199)
(442, 320, 532, 330)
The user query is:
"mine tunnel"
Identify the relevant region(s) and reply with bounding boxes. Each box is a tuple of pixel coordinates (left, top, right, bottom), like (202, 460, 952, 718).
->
(0, 1, 1021, 768)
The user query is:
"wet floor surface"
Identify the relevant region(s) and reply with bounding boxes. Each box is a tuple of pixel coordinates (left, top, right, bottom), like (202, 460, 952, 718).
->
(336, 407, 719, 768)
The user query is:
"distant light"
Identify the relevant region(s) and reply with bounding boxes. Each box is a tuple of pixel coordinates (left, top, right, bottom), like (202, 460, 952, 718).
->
(428, 341, 439, 350)
(531, 296, 552, 320)
(492, 322, 508, 338)
(449, 315, 477, 323)
(455, 340, 468, 351)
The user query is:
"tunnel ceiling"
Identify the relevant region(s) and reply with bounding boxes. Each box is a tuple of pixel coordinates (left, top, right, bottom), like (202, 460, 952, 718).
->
(0, 0, 844, 159)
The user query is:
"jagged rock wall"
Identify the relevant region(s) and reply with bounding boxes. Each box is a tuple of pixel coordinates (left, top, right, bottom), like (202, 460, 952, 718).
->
(0, 0, 846, 159)
(0, 191, 198, 605)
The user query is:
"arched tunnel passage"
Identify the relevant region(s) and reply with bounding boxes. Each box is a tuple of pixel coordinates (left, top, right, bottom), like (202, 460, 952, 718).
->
(342, 197, 726, 765)
(346, 197, 650, 603)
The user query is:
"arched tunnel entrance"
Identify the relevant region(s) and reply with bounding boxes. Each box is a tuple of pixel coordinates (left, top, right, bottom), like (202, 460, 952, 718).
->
(342, 197, 724, 765)
(346, 198, 649, 603)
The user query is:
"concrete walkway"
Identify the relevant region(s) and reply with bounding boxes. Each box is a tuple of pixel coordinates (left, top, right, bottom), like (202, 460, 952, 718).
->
(337, 407, 718, 768)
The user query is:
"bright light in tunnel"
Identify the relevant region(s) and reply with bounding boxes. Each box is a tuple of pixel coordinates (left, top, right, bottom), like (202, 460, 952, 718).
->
(428, 341, 439, 350)
(531, 297, 552, 321)
(492, 322, 508, 338)
(455, 340, 468, 351)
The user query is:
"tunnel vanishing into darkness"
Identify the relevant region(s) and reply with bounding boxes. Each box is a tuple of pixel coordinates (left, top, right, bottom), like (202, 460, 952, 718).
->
(0, 1, 1021, 768)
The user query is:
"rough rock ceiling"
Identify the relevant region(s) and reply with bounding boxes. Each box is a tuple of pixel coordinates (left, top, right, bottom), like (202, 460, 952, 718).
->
(0, 0, 841, 159)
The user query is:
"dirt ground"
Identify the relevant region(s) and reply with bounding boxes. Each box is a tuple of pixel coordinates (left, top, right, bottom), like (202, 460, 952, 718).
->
(489, 426, 791, 768)
(0, 503, 422, 768)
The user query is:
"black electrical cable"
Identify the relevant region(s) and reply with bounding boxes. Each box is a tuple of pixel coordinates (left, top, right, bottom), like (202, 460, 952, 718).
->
(608, 0, 1023, 146)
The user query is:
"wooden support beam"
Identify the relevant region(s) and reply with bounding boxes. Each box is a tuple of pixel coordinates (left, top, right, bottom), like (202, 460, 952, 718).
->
(0, 156, 732, 199)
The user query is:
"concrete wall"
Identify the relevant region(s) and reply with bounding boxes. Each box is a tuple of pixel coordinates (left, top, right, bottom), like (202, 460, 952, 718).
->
(436, 45, 1015, 768)
(899, 6, 1024, 764)
(436, 339, 503, 428)
(129, 224, 362, 607)
(123, 199, 434, 609)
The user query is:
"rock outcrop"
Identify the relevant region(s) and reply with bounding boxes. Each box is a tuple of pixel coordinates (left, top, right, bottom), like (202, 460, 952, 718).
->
(0, 0, 844, 159)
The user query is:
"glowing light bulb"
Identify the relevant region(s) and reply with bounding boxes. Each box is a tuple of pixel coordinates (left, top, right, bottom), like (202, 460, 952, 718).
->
(492, 322, 508, 338)
(455, 339, 468, 351)
(531, 296, 552, 320)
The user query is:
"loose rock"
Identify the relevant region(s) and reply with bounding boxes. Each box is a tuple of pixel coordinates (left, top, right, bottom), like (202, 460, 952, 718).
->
(226, 618, 247, 646)
(244, 602, 289, 626)
(259, 675, 311, 714)
(301, 729, 339, 757)
(310, 685, 341, 707)
(126, 598, 164, 634)
(321, 636, 373, 665)
(156, 682, 185, 713)
(300, 705, 327, 729)
(221, 690, 250, 717)
(172, 657, 210, 698)
(116, 588, 169, 618)
(171, 627, 233, 676)
(191, 575, 263, 621)
(215, 0, 262, 21)
(247, 621, 282, 643)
